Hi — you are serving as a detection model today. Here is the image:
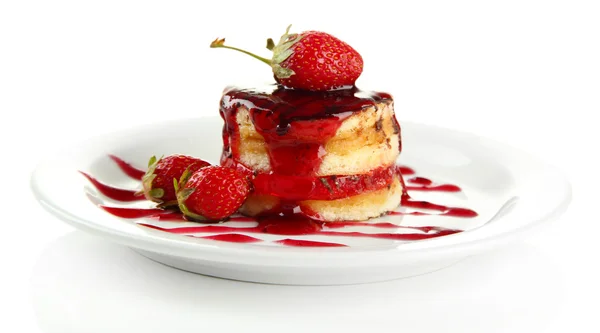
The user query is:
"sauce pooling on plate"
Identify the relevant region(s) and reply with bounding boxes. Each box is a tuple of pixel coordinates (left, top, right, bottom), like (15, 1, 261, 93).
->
(81, 156, 478, 246)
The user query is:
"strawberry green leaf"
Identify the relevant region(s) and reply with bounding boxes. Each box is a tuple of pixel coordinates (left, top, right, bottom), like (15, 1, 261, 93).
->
(179, 188, 194, 201)
(149, 188, 164, 199)
(147, 155, 157, 168)
(176, 196, 208, 222)
(173, 178, 179, 192)
(178, 167, 194, 187)
(272, 64, 295, 79)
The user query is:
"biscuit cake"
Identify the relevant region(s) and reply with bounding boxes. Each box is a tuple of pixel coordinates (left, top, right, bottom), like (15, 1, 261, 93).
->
(219, 85, 404, 221)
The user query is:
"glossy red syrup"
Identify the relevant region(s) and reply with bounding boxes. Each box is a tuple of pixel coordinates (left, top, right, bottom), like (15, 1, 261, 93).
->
(108, 155, 146, 180)
(236, 162, 398, 201)
(219, 85, 396, 177)
(397, 166, 415, 175)
(319, 221, 400, 229)
(86, 156, 477, 246)
(408, 177, 432, 186)
(406, 176, 462, 192)
(152, 210, 186, 221)
(199, 233, 262, 243)
(137, 214, 462, 241)
(139, 223, 244, 234)
(228, 216, 257, 222)
(104, 208, 457, 235)
(226, 159, 414, 201)
(100, 207, 185, 221)
(275, 239, 346, 247)
(396, 198, 478, 218)
(80, 172, 144, 202)
(318, 229, 461, 240)
(100, 206, 165, 218)
(407, 184, 462, 192)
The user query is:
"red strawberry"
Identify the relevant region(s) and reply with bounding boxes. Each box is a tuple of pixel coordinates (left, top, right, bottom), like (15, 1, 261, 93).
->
(210, 25, 363, 91)
(175, 166, 251, 221)
(141, 155, 210, 206)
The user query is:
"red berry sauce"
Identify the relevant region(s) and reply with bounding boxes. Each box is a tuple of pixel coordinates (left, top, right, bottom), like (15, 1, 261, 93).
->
(220, 85, 404, 213)
(406, 176, 462, 192)
(80, 98, 477, 248)
(80, 172, 144, 202)
(108, 155, 146, 180)
(219, 85, 398, 178)
(227, 159, 399, 201)
(84, 153, 477, 247)
(198, 233, 262, 243)
(135, 213, 463, 242)
(275, 239, 347, 247)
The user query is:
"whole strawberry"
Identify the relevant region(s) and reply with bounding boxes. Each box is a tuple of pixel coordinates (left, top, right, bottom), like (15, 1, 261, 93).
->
(141, 155, 210, 206)
(210, 25, 363, 91)
(175, 166, 251, 221)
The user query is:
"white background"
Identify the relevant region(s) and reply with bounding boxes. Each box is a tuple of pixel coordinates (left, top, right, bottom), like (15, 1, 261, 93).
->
(1, 0, 598, 332)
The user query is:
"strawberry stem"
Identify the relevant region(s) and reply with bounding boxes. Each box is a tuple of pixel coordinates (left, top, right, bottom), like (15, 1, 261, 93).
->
(210, 38, 272, 66)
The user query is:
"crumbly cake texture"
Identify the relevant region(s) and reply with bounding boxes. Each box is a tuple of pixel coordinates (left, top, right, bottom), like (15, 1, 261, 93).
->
(240, 176, 403, 221)
(234, 101, 400, 176)
(219, 86, 403, 221)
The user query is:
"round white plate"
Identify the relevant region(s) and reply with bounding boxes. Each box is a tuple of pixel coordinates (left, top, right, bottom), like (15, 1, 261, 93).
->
(31, 117, 571, 285)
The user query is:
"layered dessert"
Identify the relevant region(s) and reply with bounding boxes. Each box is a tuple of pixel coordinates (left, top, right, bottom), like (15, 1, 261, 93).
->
(205, 25, 407, 222)
(82, 26, 479, 242)
(219, 85, 404, 221)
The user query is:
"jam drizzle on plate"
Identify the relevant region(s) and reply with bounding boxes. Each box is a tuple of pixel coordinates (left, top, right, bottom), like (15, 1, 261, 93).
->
(108, 155, 146, 180)
(80, 156, 477, 247)
(80, 172, 144, 202)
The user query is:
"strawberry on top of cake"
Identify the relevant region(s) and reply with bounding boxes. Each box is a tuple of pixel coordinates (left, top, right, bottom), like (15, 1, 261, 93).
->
(209, 25, 405, 221)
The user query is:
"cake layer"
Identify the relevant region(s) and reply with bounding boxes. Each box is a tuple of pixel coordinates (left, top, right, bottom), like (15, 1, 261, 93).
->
(239, 175, 404, 221)
(220, 85, 400, 177)
(224, 157, 399, 201)
(233, 103, 400, 176)
(219, 85, 404, 221)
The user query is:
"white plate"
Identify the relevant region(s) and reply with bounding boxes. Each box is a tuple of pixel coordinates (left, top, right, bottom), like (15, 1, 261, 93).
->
(31, 117, 571, 285)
